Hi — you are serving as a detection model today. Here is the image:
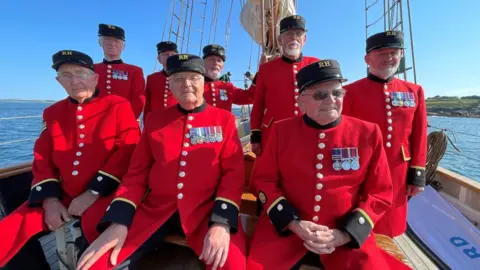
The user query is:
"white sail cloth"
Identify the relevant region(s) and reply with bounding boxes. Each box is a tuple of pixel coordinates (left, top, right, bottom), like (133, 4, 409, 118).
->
(240, 0, 296, 47)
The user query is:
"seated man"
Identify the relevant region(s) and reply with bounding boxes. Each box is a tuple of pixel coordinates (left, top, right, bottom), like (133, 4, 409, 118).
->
(77, 54, 247, 270)
(0, 50, 140, 269)
(247, 60, 412, 269)
(202, 44, 254, 112)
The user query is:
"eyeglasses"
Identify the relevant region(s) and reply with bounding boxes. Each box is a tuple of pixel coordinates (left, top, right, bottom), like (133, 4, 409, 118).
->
(301, 89, 346, 101)
(171, 75, 203, 84)
(57, 72, 92, 82)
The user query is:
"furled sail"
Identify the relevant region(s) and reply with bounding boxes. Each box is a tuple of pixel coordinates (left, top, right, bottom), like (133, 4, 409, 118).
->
(240, 0, 296, 60)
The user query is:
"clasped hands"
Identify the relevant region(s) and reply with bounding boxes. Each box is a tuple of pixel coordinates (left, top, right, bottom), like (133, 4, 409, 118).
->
(288, 220, 351, 255)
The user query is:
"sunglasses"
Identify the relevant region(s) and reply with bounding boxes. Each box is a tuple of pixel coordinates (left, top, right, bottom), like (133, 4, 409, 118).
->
(302, 89, 346, 101)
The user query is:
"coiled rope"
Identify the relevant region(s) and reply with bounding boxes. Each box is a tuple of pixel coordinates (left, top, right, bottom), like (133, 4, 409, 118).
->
(426, 125, 460, 188)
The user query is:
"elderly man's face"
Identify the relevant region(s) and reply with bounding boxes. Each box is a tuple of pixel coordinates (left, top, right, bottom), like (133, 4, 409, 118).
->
(56, 64, 98, 102)
(158, 50, 177, 68)
(365, 48, 403, 78)
(169, 71, 204, 105)
(298, 80, 345, 123)
(204, 55, 224, 79)
(278, 29, 306, 57)
(99, 36, 125, 56)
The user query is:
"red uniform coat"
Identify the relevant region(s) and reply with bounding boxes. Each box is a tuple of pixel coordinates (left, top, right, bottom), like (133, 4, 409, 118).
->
(84, 102, 247, 269)
(94, 59, 146, 119)
(143, 70, 177, 123)
(0, 92, 140, 267)
(203, 77, 254, 112)
(247, 115, 412, 270)
(249, 55, 319, 148)
(343, 74, 427, 237)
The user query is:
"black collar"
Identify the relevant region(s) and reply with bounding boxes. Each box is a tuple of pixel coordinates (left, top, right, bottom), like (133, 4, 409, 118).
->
(161, 70, 168, 76)
(282, 54, 304, 64)
(103, 59, 123, 65)
(303, 114, 341, 130)
(176, 100, 207, 114)
(204, 76, 217, 82)
(367, 73, 394, 83)
(68, 88, 100, 104)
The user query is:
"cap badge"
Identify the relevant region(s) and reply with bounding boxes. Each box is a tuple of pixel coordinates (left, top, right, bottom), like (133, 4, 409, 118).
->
(318, 60, 331, 68)
(293, 15, 300, 19)
(179, 54, 189, 60)
(107, 25, 116, 30)
(62, 51, 73, 56)
(386, 31, 397, 36)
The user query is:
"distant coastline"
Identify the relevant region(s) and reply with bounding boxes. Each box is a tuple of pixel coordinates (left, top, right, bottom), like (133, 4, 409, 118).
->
(0, 99, 56, 103)
(1, 97, 479, 118)
(426, 96, 480, 118)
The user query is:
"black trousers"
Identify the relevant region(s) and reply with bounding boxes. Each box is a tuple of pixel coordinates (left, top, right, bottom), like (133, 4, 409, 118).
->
(77, 211, 184, 270)
(290, 251, 324, 270)
(1, 233, 51, 270)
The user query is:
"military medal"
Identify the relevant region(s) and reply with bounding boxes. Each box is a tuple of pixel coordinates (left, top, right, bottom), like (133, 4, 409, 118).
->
(350, 148, 360, 171)
(208, 126, 216, 143)
(332, 148, 342, 171)
(113, 70, 118, 79)
(220, 89, 228, 101)
(214, 126, 223, 142)
(197, 127, 204, 144)
(391, 92, 399, 106)
(189, 128, 198, 145)
(123, 71, 129, 80)
(341, 148, 351, 171)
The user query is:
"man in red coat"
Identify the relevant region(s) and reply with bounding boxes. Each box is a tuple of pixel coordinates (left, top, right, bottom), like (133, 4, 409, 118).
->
(249, 15, 319, 156)
(143, 41, 179, 123)
(202, 44, 254, 112)
(342, 30, 427, 237)
(247, 60, 412, 270)
(77, 54, 247, 270)
(94, 23, 146, 119)
(0, 50, 140, 269)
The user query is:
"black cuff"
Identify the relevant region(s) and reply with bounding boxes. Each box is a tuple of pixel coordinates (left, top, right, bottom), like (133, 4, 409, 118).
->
(28, 180, 62, 207)
(209, 199, 239, 233)
(268, 198, 299, 236)
(87, 171, 120, 196)
(407, 167, 426, 187)
(97, 199, 136, 233)
(250, 130, 262, 144)
(251, 74, 257, 85)
(341, 210, 373, 249)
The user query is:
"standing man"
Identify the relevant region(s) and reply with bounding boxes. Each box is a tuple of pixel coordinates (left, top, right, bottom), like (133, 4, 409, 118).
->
(143, 41, 179, 123)
(202, 44, 254, 112)
(0, 50, 140, 269)
(94, 23, 146, 119)
(76, 54, 247, 270)
(247, 60, 411, 270)
(342, 30, 427, 237)
(249, 15, 319, 156)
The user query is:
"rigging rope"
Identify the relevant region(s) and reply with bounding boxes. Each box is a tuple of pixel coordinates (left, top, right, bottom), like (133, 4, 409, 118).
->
(162, 0, 174, 40)
(213, 0, 221, 43)
(208, 0, 218, 44)
(168, 0, 178, 40)
(0, 138, 37, 146)
(0, 115, 42, 120)
(186, 0, 195, 52)
(224, 0, 234, 52)
(198, 0, 208, 55)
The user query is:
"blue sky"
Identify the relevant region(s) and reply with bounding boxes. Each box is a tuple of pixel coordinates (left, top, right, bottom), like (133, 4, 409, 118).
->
(0, 0, 478, 100)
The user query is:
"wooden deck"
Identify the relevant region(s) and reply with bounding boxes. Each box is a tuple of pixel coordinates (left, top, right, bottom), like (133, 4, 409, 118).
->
(394, 234, 439, 270)
(39, 230, 69, 270)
